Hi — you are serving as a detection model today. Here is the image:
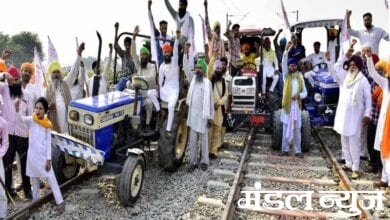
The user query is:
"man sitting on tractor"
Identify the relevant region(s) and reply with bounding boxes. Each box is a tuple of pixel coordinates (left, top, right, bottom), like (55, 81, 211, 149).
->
(148, 31, 181, 134)
(240, 42, 259, 71)
(258, 37, 279, 98)
(131, 26, 157, 130)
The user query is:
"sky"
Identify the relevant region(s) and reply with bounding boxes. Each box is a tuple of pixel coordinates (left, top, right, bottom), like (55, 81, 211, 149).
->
(2, 0, 390, 66)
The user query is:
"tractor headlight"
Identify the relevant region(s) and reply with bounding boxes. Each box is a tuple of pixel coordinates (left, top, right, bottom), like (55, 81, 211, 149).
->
(314, 93, 322, 103)
(233, 87, 241, 94)
(84, 114, 94, 125)
(69, 110, 79, 121)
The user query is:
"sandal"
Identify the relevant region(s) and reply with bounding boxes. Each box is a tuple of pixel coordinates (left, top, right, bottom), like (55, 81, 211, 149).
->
(351, 171, 360, 179)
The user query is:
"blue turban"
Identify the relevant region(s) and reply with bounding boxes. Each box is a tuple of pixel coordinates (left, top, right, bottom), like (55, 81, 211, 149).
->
(288, 57, 298, 66)
(279, 37, 287, 46)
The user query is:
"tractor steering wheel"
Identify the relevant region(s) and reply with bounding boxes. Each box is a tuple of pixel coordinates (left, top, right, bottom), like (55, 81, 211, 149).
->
(242, 62, 257, 70)
(137, 77, 150, 91)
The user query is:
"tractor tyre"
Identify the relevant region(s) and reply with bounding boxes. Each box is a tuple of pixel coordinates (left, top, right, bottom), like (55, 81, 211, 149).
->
(272, 109, 283, 150)
(158, 107, 189, 172)
(118, 155, 145, 206)
(52, 147, 80, 184)
(301, 110, 312, 153)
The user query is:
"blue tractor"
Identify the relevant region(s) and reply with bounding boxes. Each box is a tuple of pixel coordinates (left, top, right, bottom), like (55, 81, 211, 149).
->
(290, 19, 344, 127)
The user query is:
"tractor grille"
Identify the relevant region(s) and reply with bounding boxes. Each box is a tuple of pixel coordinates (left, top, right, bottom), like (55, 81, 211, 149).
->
(69, 124, 94, 146)
(322, 93, 339, 105)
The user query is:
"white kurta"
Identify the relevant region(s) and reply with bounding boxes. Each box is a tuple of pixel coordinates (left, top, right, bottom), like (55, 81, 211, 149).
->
(187, 80, 207, 133)
(20, 116, 52, 177)
(366, 58, 390, 150)
(55, 91, 68, 133)
(280, 51, 308, 126)
(328, 61, 372, 137)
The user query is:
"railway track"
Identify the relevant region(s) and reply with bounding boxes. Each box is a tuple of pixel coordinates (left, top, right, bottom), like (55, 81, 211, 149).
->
(6, 127, 389, 219)
(7, 170, 97, 220)
(184, 127, 388, 219)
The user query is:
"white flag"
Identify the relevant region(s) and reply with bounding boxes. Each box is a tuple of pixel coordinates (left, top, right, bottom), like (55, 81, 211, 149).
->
(280, 0, 290, 31)
(47, 36, 58, 65)
(339, 13, 351, 58)
(33, 47, 46, 96)
(198, 14, 208, 47)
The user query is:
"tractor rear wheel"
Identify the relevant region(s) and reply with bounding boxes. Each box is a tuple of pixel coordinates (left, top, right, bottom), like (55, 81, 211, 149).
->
(158, 107, 188, 172)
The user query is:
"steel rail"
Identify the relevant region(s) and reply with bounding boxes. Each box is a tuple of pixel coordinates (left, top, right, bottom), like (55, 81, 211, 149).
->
(8, 170, 97, 220)
(314, 127, 373, 220)
(221, 128, 255, 220)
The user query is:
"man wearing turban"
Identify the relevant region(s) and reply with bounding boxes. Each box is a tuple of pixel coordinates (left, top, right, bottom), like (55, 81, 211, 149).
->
(45, 44, 85, 133)
(0, 67, 33, 200)
(327, 52, 371, 179)
(240, 42, 259, 70)
(204, 0, 225, 61)
(164, 0, 196, 70)
(21, 62, 41, 103)
(130, 26, 157, 130)
(148, 33, 181, 133)
(258, 37, 280, 97)
(183, 53, 214, 172)
(279, 44, 307, 159)
(207, 59, 228, 158)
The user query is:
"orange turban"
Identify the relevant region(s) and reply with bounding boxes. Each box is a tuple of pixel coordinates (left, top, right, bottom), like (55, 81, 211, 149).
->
(21, 62, 35, 74)
(386, 62, 390, 77)
(162, 43, 172, 53)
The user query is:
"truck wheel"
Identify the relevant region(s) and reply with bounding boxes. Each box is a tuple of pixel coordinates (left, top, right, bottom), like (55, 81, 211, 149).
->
(52, 147, 80, 184)
(301, 110, 312, 152)
(118, 155, 145, 206)
(158, 107, 188, 172)
(272, 109, 282, 150)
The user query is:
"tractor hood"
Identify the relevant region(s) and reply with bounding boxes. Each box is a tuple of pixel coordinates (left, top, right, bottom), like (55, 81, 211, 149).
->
(70, 91, 141, 113)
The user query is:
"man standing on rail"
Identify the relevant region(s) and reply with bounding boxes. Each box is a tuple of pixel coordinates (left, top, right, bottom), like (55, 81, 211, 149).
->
(326, 52, 371, 180)
(183, 45, 214, 171)
(279, 41, 307, 159)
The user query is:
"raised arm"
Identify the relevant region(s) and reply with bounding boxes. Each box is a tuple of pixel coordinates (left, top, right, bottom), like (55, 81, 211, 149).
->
(366, 53, 387, 88)
(346, 10, 359, 37)
(148, 0, 159, 36)
(79, 60, 86, 86)
(131, 26, 141, 71)
(274, 29, 282, 47)
(183, 43, 194, 82)
(281, 42, 291, 80)
(204, 0, 212, 41)
(164, 0, 177, 20)
(64, 43, 84, 87)
(103, 44, 113, 81)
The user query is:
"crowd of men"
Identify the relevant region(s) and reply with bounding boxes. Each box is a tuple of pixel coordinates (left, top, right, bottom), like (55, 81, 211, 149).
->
(0, 0, 390, 217)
